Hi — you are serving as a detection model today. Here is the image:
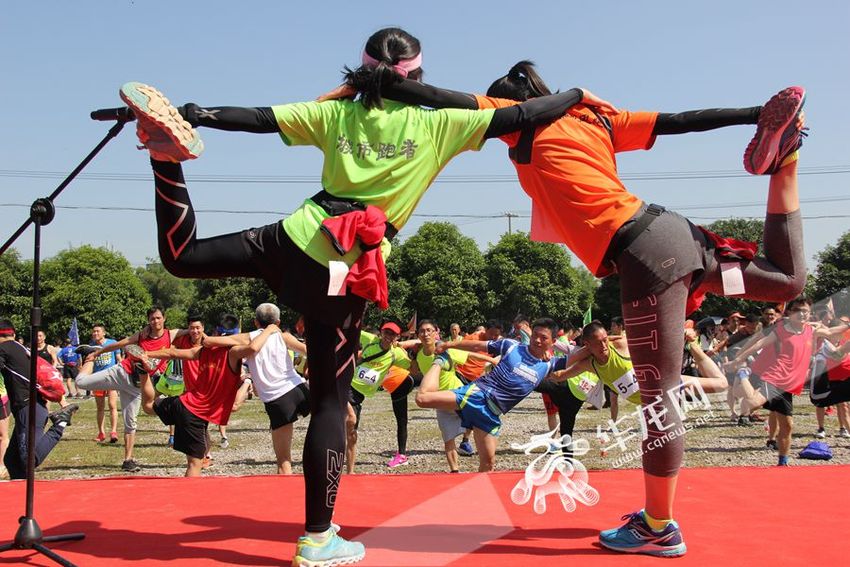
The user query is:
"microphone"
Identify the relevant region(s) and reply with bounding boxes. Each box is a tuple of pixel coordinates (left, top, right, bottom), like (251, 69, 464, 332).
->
(90, 106, 136, 121)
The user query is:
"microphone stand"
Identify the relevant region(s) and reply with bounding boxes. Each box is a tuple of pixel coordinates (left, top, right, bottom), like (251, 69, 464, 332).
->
(0, 117, 131, 566)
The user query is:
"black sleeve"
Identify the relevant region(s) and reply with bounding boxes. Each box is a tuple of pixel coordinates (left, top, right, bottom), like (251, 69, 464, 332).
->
(653, 106, 761, 135)
(179, 104, 279, 134)
(382, 79, 479, 109)
(484, 88, 583, 139)
(534, 379, 559, 395)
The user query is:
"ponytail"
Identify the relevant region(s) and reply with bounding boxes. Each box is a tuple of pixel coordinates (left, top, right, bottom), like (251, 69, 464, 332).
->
(487, 60, 552, 102)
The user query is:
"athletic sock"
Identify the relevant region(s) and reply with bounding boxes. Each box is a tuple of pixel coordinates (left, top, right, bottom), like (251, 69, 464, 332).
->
(643, 510, 674, 532)
(778, 455, 789, 466)
(779, 150, 799, 169)
(306, 527, 333, 542)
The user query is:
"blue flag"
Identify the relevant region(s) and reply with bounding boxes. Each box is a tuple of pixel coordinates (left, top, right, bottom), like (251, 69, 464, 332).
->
(68, 318, 80, 347)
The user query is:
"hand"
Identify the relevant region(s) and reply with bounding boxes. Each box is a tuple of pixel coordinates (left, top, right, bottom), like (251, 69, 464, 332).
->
(684, 329, 697, 343)
(579, 89, 619, 114)
(267, 323, 281, 333)
(316, 84, 356, 102)
(434, 341, 450, 354)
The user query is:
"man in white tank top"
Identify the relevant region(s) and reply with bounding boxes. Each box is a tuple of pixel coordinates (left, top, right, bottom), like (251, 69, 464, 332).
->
(204, 303, 309, 474)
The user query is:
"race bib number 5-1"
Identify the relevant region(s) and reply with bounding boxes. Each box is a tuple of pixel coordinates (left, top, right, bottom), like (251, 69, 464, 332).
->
(354, 366, 381, 387)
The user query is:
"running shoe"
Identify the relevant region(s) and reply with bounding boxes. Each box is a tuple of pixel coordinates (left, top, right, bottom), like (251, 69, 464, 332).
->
(220, 436, 230, 449)
(94, 432, 106, 443)
(386, 453, 408, 468)
(292, 530, 365, 567)
(167, 434, 174, 447)
(599, 511, 687, 557)
(121, 459, 141, 473)
(839, 428, 850, 439)
(124, 344, 161, 374)
(766, 439, 778, 450)
(744, 86, 806, 175)
(110, 432, 119, 444)
(457, 440, 475, 456)
(48, 404, 79, 427)
(119, 82, 204, 162)
(74, 345, 98, 358)
(815, 428, 826, 439)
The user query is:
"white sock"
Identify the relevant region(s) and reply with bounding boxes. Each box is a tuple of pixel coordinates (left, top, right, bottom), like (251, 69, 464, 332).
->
(306, 528, 332, 542)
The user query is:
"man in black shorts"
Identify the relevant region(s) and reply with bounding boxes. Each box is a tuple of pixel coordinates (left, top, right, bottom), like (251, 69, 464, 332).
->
(204, 303, 310, 474)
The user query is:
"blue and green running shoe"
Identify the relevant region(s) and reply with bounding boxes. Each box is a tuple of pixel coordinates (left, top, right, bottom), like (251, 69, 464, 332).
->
(599, 510, 687, 557)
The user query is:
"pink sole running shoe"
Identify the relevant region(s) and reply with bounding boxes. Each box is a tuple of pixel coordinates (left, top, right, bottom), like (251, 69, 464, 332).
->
(386, 453, 408, 468)
(119, 82, 203, 162)
(744, 86, 806, 175)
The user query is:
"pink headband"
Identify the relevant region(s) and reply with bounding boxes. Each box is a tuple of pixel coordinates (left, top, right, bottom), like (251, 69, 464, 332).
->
(361, 51, 422, 79)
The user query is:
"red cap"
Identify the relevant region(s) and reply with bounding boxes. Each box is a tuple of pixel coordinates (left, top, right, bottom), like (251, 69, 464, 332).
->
(380, 322, 402, 335)
(728, 311, 745, 319)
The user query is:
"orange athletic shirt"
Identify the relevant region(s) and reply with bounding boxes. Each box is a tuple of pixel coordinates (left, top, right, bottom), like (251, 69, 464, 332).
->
(475, 95, 658, 277)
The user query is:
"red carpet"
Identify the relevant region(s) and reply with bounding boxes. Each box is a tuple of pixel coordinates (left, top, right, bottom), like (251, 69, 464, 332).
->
(0, 466, 846, 566)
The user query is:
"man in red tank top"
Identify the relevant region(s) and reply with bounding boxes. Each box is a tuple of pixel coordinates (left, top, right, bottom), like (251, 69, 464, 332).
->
(727, 297, 850, 465)
(75, 305, 184, 473)
(138, 322, 258, 477)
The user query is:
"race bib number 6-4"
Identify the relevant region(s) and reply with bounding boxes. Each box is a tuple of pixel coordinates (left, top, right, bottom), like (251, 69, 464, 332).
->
(354, 366, 381, 387)
(612, 370, 639, 398)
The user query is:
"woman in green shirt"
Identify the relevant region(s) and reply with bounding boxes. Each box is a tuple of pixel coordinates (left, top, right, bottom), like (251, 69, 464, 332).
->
(118, 27, 614, 566)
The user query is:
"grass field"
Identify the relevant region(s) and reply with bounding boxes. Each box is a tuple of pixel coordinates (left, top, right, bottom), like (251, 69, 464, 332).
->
(26, 389, 849, 481)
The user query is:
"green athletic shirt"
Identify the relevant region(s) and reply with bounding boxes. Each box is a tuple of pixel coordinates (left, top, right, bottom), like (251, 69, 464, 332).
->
(590, 345, 641, 404)
(271, 100, 495, 267)
(417, 348, 468, 391)
(352, 330, 411, 397)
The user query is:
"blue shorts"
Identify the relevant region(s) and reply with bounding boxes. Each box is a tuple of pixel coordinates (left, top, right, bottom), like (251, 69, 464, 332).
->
(454, 383, 502, 437)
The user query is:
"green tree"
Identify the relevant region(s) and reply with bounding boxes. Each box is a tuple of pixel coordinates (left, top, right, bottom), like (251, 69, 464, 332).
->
(484, 233, 586, 325)
(0, 249, 33, 333)
(191, 277, 285, 332)
(40, 246, 151, 341)
(810, 230, 850, 315)
(135, 260, 197, 325)
(593, 275, 621, 324)
(387, 222, 485, 330)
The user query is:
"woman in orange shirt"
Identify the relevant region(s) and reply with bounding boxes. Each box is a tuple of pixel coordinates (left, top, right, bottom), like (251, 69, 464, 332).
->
(367, 66, 806, 557)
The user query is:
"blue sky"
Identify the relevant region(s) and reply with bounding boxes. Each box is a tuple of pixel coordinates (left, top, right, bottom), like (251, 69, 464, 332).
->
(2, 1, 848, 273)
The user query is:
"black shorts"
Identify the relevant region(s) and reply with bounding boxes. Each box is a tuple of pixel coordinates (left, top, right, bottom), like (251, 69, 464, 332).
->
(243, 223, 367, 327)
(750, 373, 794, 416)
(264, 383, 310, 430)
(153, 396, 208, 458)
(810, 375, 850, 408)
(62, 365, 79, 380)
(612, 205, 707, 303)
(348, 387, 366, 429)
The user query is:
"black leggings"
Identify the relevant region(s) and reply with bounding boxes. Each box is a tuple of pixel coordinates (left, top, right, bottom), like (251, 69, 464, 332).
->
(351, 375, 413, 454)
(151, 159, 363, 532)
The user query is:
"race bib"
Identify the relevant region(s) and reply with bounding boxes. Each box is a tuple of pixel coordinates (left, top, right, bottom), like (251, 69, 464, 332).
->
(353, 365, 381, 387)
(612, 370, 640, 399)
(577, 375, 596, 394)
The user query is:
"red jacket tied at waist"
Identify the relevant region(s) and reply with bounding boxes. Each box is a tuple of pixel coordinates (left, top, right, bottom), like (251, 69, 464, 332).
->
(320, 206, 390, 309)
(687, 227, 758, 315)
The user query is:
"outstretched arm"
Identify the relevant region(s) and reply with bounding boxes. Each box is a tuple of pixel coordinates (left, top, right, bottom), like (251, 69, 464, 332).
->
(203, 332, 251, 349)
(653, 107, 760, 135)
(281, 331, 307, 356)
(179, 104, 279, 134)
(229, 324, 280, 359)
(144, 346, 201, 361)
(437, 339, 489, 354)
(96, 332, 140, 356)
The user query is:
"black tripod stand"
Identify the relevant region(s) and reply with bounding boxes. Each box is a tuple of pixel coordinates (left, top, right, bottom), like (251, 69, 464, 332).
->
(0, 117, 131, 566)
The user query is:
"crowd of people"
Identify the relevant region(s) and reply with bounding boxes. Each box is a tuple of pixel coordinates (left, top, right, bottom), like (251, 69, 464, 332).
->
(4, 300, 848, 482)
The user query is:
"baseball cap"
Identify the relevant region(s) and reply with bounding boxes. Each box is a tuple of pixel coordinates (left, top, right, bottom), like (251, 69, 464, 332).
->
(728, 311, 745, 319)
(380, 322, 402, 335)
